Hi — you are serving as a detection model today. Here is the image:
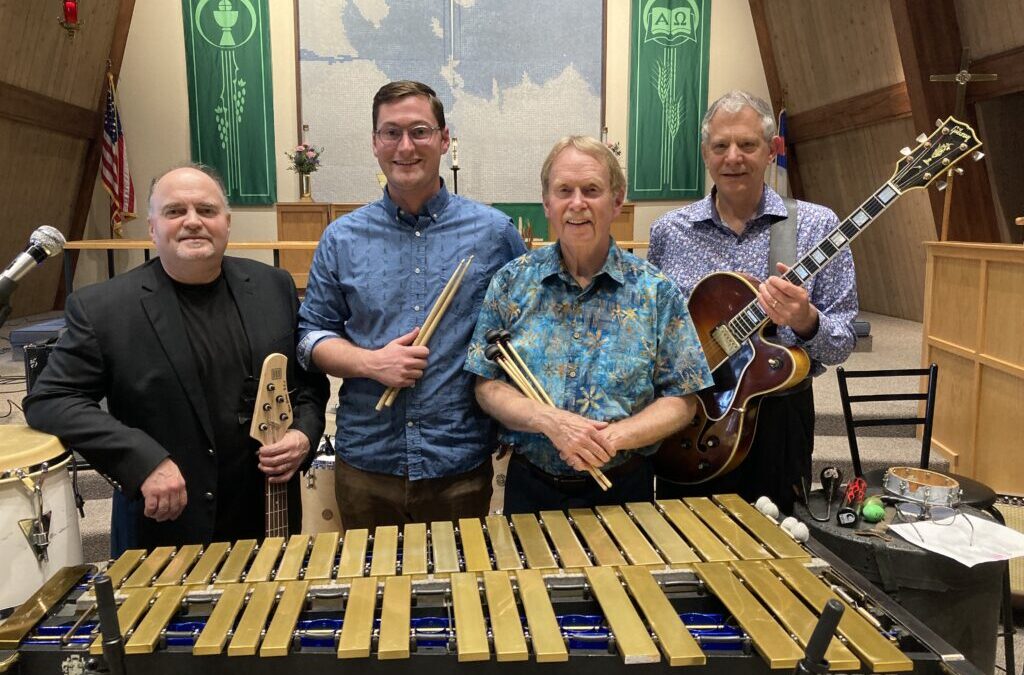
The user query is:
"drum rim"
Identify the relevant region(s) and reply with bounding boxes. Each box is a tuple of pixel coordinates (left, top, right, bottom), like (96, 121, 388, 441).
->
(0, 425, 67, 474)
(0, 451, 73, 484)
(882, 466, 961, 507)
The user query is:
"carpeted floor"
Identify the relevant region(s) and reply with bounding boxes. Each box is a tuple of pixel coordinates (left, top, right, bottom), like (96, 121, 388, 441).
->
(1, 309, 1020, 672)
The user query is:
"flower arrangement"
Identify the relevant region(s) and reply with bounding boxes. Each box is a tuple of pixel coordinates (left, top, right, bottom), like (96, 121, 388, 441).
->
(605, 141, 622, 158)
(285, 143, 323, 174)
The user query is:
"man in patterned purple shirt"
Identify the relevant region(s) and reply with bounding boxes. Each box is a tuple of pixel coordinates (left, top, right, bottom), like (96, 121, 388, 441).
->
(648, 90, 858, 512)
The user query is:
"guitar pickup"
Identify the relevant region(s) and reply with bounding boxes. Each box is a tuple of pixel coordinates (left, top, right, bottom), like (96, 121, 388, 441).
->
(711, 325, 741, 356)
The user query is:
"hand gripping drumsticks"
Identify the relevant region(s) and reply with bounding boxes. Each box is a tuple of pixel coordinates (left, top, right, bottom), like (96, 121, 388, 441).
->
(483, 331, 612, 491)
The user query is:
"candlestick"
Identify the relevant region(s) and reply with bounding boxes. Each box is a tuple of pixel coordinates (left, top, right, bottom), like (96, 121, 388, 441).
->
(451, 137, 459, 168)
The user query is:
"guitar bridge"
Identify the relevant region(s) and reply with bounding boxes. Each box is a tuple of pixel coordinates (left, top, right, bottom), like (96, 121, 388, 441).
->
(711, 324, 741, 356)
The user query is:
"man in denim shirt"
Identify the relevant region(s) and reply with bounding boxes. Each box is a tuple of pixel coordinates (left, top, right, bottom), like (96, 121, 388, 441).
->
(298, 81, 526, 528)
(466, 137, 712, 513)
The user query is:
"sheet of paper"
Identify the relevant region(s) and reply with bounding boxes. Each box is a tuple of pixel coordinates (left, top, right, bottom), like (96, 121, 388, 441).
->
(889, 513, 1024, 567)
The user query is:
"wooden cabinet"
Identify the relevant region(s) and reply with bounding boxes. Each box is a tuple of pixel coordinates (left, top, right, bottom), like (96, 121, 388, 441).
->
(922, 242, 1024, 496)
(611, 203, 635, 242)
(276, 202, 361, 287)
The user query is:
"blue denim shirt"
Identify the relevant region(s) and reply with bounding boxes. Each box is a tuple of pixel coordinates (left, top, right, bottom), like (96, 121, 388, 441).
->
(465, 241, 713, 476)
(298, 184, 527, 479)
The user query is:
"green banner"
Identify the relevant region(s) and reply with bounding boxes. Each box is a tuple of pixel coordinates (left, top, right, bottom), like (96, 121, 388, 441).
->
(182, 0, 276, 205)
(627, 0, 710, 201)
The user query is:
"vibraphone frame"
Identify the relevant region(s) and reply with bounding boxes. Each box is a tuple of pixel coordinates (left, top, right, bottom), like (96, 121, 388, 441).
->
(0, 497, 985, 675)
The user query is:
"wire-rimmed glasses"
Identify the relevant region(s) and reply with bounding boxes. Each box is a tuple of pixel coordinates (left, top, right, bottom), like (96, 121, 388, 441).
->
(894, 501, 974, 546)
(374, 125, 442, 146)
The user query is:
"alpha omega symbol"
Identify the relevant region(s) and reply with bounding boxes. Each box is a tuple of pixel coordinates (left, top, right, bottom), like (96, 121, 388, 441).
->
(643, 0, 701, 47)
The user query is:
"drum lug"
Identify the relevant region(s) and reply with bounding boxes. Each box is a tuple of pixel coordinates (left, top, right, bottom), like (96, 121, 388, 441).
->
(19, 512, 52, 562)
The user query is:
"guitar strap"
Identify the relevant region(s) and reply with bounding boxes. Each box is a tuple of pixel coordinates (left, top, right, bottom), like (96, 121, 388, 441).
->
(768, 197, 799, 274)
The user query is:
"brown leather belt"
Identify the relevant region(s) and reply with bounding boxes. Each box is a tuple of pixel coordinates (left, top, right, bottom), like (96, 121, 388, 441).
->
(510, 451, 646, 487)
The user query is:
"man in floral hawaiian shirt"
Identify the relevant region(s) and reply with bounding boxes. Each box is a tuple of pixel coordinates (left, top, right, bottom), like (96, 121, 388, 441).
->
(466, 136, 713, 513)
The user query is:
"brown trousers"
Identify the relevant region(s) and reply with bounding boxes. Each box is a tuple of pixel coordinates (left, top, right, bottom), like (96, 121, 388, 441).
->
(334, 458, 493, 530)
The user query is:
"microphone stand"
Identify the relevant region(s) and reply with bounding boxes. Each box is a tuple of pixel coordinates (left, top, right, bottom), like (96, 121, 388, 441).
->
(0, 277, 16, 329)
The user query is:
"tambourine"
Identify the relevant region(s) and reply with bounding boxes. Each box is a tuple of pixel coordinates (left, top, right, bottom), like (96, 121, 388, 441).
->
(882, 466, 961, 507)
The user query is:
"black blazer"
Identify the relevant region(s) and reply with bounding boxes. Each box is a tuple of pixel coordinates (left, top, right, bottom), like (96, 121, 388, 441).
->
(25, 257, 329, 548)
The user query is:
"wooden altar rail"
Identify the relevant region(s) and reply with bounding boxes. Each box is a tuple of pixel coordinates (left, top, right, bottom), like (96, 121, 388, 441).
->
(63, 239, 651, 295)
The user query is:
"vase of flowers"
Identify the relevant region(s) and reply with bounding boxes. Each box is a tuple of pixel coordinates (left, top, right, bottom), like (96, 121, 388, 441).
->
(285, 142, 323, 202)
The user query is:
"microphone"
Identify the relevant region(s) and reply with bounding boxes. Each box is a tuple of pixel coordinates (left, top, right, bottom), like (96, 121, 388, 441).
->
(0, 226, 66, 301)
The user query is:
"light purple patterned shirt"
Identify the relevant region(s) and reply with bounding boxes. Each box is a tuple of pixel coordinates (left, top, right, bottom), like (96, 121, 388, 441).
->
(648, 186, 858, 376)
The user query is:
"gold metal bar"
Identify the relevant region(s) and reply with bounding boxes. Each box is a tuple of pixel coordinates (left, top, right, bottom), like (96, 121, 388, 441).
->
(105, 550, 145, 588)
(583, 566, 659, 664)
(693, 562, 802, 669)
(337, 576, 378, 658)
(87, 586, 156, 655)
(122, 546, 177, 588)
(124, 586, 187, 654)
(595, 505, 662, 566)
(539, 510, 591, 569)
(684, 498, 771, 560)
(153, 544, 202, 586)
(483, 570, 527, 661)
(305, 532, 341, 581)
(733, 561, 860, 671)
(228, 582, 278, 656)
(378, 575, 411, 660)
(193, 583, 247, 656)
(485, 515, 522, 571)
(619, 566, 705, 666)
(215, 539, 256, 584)
(260, 580, 310, 657)
(430, 520, 461, 575)
(459, 518, 492, 572)
(402, 523, 428, 575)
(275, 534, 310, 581)
(337, 529, 369, 579)
(626, 502, 700, 566)
(244, 537, 284, 583)
(185, 542, 231, 586)
(510, 513, 557, 569)
(714, 494, 809, 559)
(369, 526, 399, 577)
(568, 509, 626, 567)
(656, 499, 736, 561)
(770, 559, 913, 672)
(0, 564, 92, 650)
(515, 569, 568, 662)
(451, 572, 490, 661)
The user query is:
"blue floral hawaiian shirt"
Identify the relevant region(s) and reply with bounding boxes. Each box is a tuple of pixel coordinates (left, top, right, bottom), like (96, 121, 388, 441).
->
(465, 240, 713, 476)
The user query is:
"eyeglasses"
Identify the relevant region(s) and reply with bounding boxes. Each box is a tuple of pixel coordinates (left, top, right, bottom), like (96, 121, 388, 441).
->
(894, 501, 974, 546)
(374, 125, 442, 146)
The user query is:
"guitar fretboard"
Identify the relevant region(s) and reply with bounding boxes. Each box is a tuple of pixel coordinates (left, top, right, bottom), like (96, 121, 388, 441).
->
(727, 182, 902, 342)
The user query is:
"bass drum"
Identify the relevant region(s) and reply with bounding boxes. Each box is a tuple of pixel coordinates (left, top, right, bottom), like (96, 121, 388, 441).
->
(0, 425, 83, 610)
(302, 449, 341, 534)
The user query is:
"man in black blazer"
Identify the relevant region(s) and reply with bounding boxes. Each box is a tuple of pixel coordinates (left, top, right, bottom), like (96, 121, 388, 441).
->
(25, 165, 329, 554)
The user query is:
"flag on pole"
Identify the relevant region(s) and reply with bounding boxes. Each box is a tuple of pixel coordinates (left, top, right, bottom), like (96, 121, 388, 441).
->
(772, 108, 790, 197)
(101, 73, 136, 238)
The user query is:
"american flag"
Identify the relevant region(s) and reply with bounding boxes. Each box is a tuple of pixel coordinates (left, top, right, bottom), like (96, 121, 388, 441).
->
(101, 78, 136, 237)
(771, 108, 790, 198)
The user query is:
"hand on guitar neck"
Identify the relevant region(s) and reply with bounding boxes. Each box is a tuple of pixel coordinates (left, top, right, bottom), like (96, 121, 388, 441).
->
(257, 429, 311, 483)
(757, 262, 820, 339)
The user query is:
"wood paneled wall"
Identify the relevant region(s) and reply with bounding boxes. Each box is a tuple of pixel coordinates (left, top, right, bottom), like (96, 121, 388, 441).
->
(751, 0, 1024, 321)
(0, 1, 131, 318)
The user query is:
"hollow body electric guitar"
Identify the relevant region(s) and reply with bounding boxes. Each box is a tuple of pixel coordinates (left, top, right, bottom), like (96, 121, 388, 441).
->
(653, 117, 982, 485)
(250, 353, 294, 537)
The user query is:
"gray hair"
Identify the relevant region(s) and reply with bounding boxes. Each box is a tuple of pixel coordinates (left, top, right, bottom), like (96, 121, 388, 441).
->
(541, 135, 627, 198)
(700, 90, 776, 144)
(148, 163, 230, 217)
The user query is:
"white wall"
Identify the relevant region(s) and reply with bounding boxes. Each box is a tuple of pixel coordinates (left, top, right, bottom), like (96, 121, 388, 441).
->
(76, 0, 768, 285)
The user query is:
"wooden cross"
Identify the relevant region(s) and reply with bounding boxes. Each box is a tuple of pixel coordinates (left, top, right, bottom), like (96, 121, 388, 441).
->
(928, 48, 997, 240)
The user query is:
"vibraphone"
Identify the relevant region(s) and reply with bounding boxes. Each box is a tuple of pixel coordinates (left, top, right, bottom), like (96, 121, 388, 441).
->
(0, 496, 983, 674)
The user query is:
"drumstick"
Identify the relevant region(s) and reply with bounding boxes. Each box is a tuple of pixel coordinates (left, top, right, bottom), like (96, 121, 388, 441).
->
(484, 344, 611, 491)
(375, 257, 473, 411)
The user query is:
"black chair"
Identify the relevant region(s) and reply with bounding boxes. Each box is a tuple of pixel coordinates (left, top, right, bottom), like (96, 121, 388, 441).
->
(836, 363, 1014, 672)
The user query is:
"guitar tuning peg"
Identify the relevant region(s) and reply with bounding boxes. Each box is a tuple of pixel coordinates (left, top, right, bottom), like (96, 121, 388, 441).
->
(900, 146, 913, 156)
(936, 181, 948, 192)
(972, 151, 985, 162)
(954, 167, 964, 175)
(935, 118, 944, 127)
(916, 133, 928, 143)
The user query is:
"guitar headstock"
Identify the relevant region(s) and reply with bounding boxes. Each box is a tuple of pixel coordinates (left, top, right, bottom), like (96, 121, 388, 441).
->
(890, 116, 982, 192)
(250, 353, 292, 444)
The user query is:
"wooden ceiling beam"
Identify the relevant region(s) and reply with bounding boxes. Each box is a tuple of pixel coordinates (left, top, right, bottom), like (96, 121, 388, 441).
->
(888, 0, 999, 242)
(967, 45, 1024, 104)
(0, 82, 100, 140)
(788, 82, 911, 145)
(747, 0, 804, 199)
